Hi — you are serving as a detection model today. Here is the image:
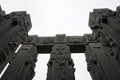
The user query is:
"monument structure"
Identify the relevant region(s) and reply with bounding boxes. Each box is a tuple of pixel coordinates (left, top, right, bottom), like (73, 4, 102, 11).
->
(0, 6, 120, 80)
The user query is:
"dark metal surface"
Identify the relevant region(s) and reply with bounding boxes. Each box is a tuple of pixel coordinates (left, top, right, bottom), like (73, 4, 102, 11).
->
(0, 6, 120, 80)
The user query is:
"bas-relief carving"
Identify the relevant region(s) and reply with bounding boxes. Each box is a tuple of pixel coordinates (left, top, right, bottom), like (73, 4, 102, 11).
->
(47, 34, 75, 80)
(36, 37, 55, 44)
(67, 36, 85, 43)
(1, 6, 120, 80)
(55, 34, 66, 43)
(90, 8, 120, 63)
(92, 23, 120, 61)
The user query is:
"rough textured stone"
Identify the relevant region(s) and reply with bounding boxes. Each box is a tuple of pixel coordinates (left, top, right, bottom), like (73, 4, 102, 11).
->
(1, 6, 120, 80)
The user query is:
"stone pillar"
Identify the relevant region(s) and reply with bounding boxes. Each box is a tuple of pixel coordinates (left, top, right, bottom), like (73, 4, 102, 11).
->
(47, 34, 75, 80)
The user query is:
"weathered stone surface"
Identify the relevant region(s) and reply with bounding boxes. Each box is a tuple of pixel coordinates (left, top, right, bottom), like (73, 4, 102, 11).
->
(47, 34, 75, 80)
(1, 6, 120, 80)
(0, 7, 32, 74)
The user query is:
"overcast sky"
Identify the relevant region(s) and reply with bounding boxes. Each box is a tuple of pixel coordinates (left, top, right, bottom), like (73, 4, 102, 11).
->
(0, 0, 120, 80)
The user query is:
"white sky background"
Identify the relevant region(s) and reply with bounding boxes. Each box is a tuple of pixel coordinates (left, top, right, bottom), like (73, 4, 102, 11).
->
(0, 0, 120, 80)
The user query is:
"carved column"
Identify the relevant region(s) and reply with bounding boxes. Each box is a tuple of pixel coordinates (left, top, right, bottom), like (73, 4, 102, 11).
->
(1, 36, 38, 80)
(85, 43, 120, 80)
(47, 34, 75, 80)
